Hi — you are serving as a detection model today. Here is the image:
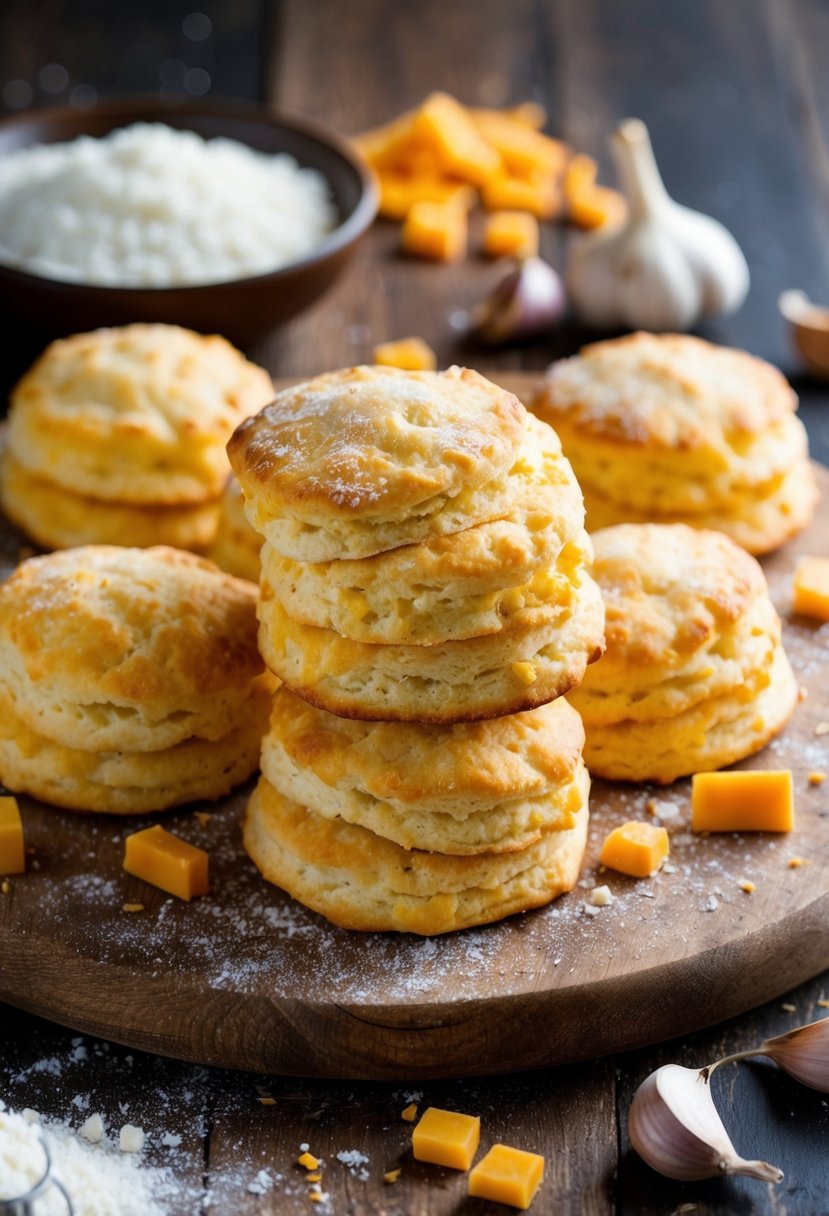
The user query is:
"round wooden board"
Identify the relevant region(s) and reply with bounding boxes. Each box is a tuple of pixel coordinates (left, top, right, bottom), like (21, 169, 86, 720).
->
(0, 377, 827, 1081)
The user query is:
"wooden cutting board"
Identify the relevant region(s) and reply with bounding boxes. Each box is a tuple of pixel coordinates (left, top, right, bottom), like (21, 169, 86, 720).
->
(0, 375, 827, 1080)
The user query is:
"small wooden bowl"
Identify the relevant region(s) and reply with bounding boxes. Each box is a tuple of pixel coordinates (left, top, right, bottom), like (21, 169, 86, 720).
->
(0, 99, 378, 346)
(779, 289, 829, 380)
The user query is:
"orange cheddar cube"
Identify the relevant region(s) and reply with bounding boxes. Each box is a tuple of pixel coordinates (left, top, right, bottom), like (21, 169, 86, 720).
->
(402, 200, 467, 261)
(373, 337, 437, 371)
(377, 172, 475, 219)
(481, 173, 560, 220)
(563, 152, 598, 200)
(483, 211, 540, 258)
(468, 1144, 545, 1210)
(0, 796, 25, 876)
(352, 110, 418, 170)
(412, 1107, 480, 1170)
(793, 556, 829, 621)
(123, 825, 209, 901)
(600, 821, 669, 878)
(470, 110, 568, 177)
(568, 185, 627, 230)
(691, 770, 794, 833)
(412, 93, 501, 186)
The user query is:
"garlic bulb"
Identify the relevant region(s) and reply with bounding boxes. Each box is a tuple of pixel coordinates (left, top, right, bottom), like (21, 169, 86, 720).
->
(567, 118, 749, 331)
(715, 1015, 829, 1092)
(628, 1063, 783, 1183)
(469, 256, 565, 343)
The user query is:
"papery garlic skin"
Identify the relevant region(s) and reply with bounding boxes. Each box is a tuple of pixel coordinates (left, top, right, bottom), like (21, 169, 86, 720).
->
(735, 1015, 829, 1092)
(470, 256, 565, 343)
(629, 1064, 783, 1183)
(567, 119, 749, 332)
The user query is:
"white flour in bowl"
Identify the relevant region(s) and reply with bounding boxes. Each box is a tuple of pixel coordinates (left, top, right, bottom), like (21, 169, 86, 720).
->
(0, 122, 337, 287)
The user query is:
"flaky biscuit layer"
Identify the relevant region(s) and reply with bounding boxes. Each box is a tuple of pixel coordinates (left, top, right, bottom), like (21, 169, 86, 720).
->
(261, 688, 586, 853)
(580, 459, 819, 556)
(0, 546, 264, 752)
(257, 562, 605, 722)
(0, 447, 221, 552)
(260, 421, 588, 644)
(243, 775, 589, 935)
(9, 324, 273, 504)
(581, 644, 798, 783)
(569, 525, 779, 725)
(0, 677, 272, 813)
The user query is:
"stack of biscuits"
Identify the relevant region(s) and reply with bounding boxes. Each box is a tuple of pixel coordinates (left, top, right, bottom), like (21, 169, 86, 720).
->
(0, 545, 273, 813)
(533, 332, 817, 554)
(569, 523, 798, 784)
(0, 323, 273, 553)
(229, 364, 605, 935)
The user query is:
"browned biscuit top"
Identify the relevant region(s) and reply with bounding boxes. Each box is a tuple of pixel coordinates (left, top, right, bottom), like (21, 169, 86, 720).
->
(534, 332, 797, 449)
(228, 364, 526, 524)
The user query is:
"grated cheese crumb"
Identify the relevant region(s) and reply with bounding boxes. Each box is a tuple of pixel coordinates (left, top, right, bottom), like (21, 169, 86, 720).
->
(122, 903, 144, 913)
(194, 812, 212, 828)
(808, 771, 827, 786)
(80, 1113, 105, 1143)
(739, 880, 756, 894)
(298, 1151, 320, 1170)
(788, 857, 806, 869)
(401, 1103, 418, 1122)
(511, 661, 537, 686)
(119, 1124, 145, 1153)
(1, 879, 10, 895)
(384, 1168, 402, 1183)
(258, 1097, 276, 1106)
(781, 1003, 796, 1013)
(815, 722, 829, 736)
(589, 885, 613, 907)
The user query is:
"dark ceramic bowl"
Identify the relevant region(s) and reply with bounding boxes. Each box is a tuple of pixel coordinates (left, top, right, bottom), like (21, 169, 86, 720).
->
(0, 99, 377, 345)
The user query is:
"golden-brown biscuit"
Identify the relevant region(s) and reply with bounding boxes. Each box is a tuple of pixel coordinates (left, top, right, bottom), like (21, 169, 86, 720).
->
(243, 774, 589, 935)
(259, 416, 588, 644)
(0, 546, 264, 752)
(568, 523, 797, 782)
(0, 676, 272, 813)
(257, 562, 605, 722)
(261, 687, 586, 853)
(0, 447, 221, 552)
(580, 646, 797, 784)
(228, 364, 528, 561)
(8, 324, 273, 505)
(208, 475, 263, 583)
(533, 333, 817, 554)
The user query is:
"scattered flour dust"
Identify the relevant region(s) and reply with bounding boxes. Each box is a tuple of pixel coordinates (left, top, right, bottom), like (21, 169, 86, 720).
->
(0, 1101, 174, 1215)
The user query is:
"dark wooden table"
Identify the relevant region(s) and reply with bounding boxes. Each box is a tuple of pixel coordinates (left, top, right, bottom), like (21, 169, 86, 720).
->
(1, 2, 828, 1213)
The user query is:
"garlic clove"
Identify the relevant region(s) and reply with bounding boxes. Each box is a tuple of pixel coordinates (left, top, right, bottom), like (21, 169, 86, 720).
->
(469, 256, 565, 344)
(567, 118, 749, 332)
(628, 1063, 784, 1183)
(757, 1015, 829, 1092)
